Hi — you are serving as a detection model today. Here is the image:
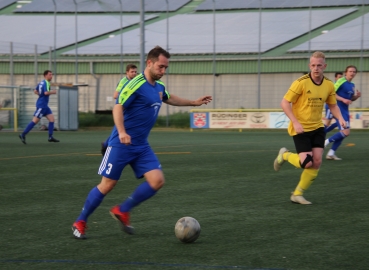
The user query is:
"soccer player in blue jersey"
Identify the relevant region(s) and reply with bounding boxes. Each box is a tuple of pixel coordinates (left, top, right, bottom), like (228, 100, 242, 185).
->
(324, 72, 343, 133)
(325, 65, 361, 160)
(19, 70, 59, 144)
(101, 64, 138, 155)
(72, 46, 212, 239)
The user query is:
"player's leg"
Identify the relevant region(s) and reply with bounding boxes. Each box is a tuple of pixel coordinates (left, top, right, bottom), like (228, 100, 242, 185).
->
(110, 146, 164, 235)
(325, 122, 338, 133)
(324, 108, 332, 132)
(326, 117, 350, 160)
(72, 146, 126, 239)
(19, 109, 42, 144)
(290, 128, 324, 204)
(45, 110, 59, 142)
(274, 133, 309, 171)
(324, 109, 338, 133)
(120, 169, 164, 212)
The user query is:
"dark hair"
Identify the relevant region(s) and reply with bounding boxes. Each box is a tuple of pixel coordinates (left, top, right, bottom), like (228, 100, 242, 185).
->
(43, 70, 52, 76)
(126, 64, 137, 72)
(147, 46, 170, 63)
(344, 65, 357, 73)
(334, 72, 343, 77)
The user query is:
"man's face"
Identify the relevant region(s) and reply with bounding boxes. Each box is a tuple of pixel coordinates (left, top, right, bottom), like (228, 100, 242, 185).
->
(45, 72, 53, 81)
(126, 68, 137, 80)
(345, 67, 357, 81)
(309, 57, 326, 80)
(147, 54, 169, 81)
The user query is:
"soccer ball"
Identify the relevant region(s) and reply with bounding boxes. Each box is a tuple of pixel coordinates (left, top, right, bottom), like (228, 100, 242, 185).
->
(174, 217, 201, 243)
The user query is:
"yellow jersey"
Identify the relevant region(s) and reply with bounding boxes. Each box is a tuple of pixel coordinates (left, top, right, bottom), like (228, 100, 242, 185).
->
(284, 73, 336, 136)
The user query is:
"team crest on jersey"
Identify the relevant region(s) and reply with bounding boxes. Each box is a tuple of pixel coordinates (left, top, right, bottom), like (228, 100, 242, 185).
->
(158, 92, 163, 100)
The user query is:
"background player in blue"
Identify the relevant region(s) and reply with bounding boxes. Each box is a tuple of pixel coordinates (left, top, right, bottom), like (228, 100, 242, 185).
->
(101, 64, 138, 155)
(72, 46, 212, 239)
(325, 65, 361, 160)
(19, 70, 59, 144)
(324, 72, 343, 133)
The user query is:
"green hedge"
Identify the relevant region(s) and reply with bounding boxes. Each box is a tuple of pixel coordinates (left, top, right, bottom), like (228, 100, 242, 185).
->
(79, 112, 190, 128)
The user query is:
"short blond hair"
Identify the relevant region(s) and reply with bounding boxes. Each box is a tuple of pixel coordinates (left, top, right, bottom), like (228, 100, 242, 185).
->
(311, 51, 326, 60)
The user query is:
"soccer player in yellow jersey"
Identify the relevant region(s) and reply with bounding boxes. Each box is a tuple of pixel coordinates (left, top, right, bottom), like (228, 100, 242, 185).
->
(273, 51, 346, 205)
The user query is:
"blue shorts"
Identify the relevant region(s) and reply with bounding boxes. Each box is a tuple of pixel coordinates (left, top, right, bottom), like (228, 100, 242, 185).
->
(335, 111, 350, 130)
(34, 107, 52, 119)
(98, 145, 162, 180)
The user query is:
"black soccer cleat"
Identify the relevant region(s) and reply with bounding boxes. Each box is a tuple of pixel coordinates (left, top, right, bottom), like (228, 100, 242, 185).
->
(19, 134, 26, 144)
(48, 137, 60, 142)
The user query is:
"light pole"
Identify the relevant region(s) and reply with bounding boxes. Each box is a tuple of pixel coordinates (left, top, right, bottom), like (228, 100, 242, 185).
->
(52, 0, 57, 82)
(73, 0, 78, 84)
(212, 0, 216, 109)
(118, 0, 123, 77)
(140, 0, 145, 72)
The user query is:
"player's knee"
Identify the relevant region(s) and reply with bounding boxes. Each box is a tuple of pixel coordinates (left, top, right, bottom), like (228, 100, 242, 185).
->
(342, 130, 350, 136)
(151, 177, 165, 190)
(98, 177, 117, 194)
(300, 154, 313, 168)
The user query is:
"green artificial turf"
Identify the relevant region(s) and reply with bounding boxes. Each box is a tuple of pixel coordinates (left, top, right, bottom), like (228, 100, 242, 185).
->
(0, 130, 368, 270)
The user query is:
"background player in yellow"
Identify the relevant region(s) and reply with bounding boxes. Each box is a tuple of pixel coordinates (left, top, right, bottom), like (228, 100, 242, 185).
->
(273, 51, 345, 205)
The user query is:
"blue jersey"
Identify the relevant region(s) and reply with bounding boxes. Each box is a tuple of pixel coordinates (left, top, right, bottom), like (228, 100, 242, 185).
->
(35, 79, 51, 108)
(109, 74, 170, 146)
(335, 77, 355, 115)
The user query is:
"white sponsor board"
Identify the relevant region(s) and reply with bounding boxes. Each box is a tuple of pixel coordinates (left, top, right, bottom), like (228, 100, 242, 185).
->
(269, 112, 290, 128)
(191, 111, 368, 129)
(208, 112, 269, 128)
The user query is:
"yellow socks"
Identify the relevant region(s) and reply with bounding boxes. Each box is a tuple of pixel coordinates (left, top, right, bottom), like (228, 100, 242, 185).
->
(283, 152, 301, 168)
(293, 168, 319, 196)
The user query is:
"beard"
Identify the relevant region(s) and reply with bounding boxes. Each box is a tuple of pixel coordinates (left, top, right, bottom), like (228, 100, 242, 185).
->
(149, 68, 163, 81)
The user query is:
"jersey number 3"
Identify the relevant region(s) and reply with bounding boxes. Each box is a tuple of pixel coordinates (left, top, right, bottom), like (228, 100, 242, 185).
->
(106, 163, 113, 174)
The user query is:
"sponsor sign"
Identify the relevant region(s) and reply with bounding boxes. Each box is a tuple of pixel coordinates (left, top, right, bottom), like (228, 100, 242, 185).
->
(247, 112, 269, 128)
(323, 112, 368, 129)
(190, 112, 209, 128)
(191, 111, 368, 129)
(209, 112, 248, 128)
(269, 112, 290, 128)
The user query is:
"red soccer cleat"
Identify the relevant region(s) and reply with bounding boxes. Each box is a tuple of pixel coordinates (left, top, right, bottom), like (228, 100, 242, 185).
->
(72, 220, 87, 239)
(109, 205, 134, 235)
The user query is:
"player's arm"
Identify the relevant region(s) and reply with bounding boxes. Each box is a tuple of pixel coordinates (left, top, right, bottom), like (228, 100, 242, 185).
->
(164, 94, 212, 106)
(335, 93, 351, 105)
(112, 103, 131, 145)
(114, 78, 127, 100)
(44, 90, 56, 96)
(281, 98, 304, 134)
(33, 89, 39, 95)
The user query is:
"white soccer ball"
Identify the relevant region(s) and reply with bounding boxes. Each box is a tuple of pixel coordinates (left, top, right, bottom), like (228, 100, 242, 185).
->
(174, 217, 201, 243)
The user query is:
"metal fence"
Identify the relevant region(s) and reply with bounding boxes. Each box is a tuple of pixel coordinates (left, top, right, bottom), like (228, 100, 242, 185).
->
(0, 1, 368, 118)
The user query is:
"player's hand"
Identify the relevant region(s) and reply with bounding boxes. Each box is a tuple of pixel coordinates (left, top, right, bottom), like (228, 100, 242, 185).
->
(342, 98, 352, 105)
(292, 121, 304, 134)
(339, 119, 346, 129)
(355, 89, 361, 98)
(194, 96, 212, 106)
(119, 132, 131, 145)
